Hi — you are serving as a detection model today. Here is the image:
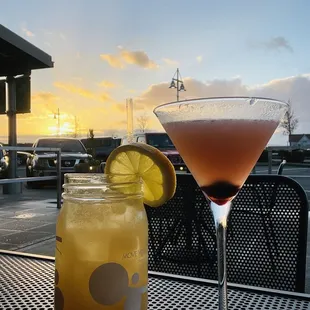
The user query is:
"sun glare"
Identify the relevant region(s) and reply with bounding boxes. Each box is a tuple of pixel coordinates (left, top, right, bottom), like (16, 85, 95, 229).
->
(48, 122, 74, 136)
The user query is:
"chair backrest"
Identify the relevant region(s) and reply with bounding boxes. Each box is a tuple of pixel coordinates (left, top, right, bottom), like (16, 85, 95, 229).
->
(145, 173, 308, 292)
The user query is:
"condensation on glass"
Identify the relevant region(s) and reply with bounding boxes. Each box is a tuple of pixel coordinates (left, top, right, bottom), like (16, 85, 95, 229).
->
(55, 173, 148, 310)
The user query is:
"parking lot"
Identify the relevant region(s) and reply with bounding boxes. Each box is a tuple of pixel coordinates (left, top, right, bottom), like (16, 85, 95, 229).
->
(3, 163, 310, 206)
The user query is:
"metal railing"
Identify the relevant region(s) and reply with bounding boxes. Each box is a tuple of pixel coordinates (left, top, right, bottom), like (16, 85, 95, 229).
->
(0, 146, 62, 209)
(277, 160, 310, 175)
(251, 151, 310, 203)
(250, 147, 310, 175)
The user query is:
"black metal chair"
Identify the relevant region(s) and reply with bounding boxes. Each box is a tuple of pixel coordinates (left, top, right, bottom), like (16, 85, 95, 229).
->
(145, 174, 308, 292)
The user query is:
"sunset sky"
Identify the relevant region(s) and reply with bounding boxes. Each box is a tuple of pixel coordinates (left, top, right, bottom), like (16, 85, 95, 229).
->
(1, 0, 310, 144)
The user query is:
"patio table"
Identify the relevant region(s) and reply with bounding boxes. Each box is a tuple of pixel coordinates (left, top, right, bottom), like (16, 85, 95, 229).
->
(0, 250, 309, 309)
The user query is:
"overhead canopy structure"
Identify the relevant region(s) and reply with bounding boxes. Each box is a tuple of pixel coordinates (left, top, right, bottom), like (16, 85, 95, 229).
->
(0, 24, 54, 194)
(0, 24, 53, 76)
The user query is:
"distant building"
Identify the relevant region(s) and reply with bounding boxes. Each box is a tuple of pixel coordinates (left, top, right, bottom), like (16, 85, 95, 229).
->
(289, 134, 310, 148)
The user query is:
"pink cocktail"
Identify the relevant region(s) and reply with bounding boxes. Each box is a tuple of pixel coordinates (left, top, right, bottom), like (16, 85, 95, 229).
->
(154, 97, 287, 310)
(163, 119, 278, 205)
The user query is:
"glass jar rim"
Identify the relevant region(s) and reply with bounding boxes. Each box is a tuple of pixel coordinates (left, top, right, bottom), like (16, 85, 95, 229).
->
(63, 173, 142, 187)
(62, 173, 143, 201)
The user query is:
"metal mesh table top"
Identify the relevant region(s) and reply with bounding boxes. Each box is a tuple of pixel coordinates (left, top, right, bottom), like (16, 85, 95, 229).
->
(0, 252, 309, 310)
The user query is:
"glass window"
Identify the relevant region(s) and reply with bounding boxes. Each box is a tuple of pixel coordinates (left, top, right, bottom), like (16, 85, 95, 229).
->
(100, 138, 112, 147)
(146, 134, 175, 149)
(36, 139, 86, 153)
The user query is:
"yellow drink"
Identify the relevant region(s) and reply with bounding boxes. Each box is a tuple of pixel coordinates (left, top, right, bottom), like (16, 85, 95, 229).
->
(55, 174, 148, 310)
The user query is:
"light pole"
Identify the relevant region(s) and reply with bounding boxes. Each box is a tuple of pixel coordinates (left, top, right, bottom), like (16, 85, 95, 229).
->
(74, 115, 79, 138)
(169, 68, 186, 101)
(54, 108, 60, 136)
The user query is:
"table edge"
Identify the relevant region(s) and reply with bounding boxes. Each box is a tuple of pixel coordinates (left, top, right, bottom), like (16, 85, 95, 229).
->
(1, 249, 309, 302)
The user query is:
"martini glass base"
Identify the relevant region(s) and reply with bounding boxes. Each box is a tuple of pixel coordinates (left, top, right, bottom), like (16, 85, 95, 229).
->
(210, 201, 231, 310)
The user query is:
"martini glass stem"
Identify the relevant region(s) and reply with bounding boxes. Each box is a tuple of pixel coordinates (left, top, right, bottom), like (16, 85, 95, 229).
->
(211, 201, 231, 310)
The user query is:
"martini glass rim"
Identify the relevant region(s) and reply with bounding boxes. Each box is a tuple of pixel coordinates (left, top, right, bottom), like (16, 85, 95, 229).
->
(153, 96, 288, 113)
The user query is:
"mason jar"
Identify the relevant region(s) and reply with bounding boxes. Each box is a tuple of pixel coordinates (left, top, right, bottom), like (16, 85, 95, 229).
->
(54, 173, 148, 310)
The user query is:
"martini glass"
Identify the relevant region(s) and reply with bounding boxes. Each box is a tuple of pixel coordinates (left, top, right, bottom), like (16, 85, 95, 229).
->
(154, 97, 287, 310)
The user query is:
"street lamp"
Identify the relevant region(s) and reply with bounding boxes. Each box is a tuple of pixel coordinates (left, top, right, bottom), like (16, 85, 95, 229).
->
(169, 68, 186, 101)
(54, 108, 60, 136)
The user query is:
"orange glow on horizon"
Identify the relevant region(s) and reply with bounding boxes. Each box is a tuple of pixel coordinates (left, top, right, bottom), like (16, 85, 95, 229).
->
(48, 122, 74, 136)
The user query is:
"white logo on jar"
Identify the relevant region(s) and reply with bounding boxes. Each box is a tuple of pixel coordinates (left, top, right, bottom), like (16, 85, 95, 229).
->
(122, 249, 146, 259)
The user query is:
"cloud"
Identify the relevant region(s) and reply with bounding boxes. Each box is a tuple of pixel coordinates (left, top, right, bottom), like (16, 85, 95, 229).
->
(21, 27, 35, 37)
(264, 37, 293, 52)
(100, 48, 157, 69)
(54, 82, 95, 99)
(30, 91, 60, 119)
(135, 78, 247, 110)
(249, 75, 310, 123)
(13, 73, 310, 144)
(98, 80, 116, 88)
(121, 50, 157, 68)
(100, 54, 124, 68)
(196, 55, 203, 63)
(162, 58, 179, 66)
(249, 36, 293, 53)
(135, 74, 310, 138)
(31, 92, 58, 102)
(100, 93, 113, 102)
(54, 82, 113, 102)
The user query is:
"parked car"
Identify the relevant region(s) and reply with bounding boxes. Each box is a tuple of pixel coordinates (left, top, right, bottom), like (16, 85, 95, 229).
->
(81, 137, 121, 162)
(17, 151, 30, 166)
(0, 143, 9, 178)
(26, 137, 92, 188)
(121, 132, 188, 172)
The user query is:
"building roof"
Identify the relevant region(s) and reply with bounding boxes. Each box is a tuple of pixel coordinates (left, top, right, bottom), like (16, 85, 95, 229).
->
(289, 134, 310, 142)
(0, 24, 53, 76)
